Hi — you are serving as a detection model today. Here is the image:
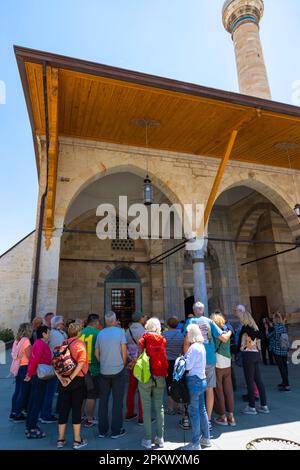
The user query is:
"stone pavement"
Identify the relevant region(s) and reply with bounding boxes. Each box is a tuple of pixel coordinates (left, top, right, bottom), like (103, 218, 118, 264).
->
(0, 348, 299, 451)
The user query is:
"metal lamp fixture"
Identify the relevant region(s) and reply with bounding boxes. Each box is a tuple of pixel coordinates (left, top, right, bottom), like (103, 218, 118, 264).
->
(143, 175, 153, 206)
(130, 118, 160, 206)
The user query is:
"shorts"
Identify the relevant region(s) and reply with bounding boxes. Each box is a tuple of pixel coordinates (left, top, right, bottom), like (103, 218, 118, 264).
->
(205, 365, 216, 389)
(85, 373, 100, 399)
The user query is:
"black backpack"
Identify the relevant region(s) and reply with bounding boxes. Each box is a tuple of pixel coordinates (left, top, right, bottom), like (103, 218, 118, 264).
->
(170, 378, 190, 405)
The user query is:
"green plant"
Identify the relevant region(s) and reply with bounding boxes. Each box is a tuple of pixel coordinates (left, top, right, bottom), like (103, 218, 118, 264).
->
(0, 328, 14, 343)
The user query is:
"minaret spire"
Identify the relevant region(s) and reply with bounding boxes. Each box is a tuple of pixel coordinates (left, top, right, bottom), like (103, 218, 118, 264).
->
(222, 0, 271, 99)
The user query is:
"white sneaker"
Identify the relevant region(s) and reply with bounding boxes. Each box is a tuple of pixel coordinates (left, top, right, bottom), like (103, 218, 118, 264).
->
(200, 437, 212, 448)
(141, 439, 152, 449)
(154, 436, 164, 448)
(257, 405, 270, 414)
(241, 406, 257, 415)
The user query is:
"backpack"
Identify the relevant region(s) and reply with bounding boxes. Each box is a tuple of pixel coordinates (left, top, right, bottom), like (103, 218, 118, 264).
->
(169, 356, 190, 405)
(52, 339, 77, 377)
(280, 332, 290, 351)
(133, 338, 151, 384)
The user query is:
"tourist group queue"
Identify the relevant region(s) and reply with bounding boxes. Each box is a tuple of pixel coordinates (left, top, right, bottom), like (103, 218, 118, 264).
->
(9, 303, 291, 450)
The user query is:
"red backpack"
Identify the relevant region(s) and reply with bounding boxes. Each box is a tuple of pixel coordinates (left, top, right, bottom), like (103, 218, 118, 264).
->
(52, 339, 77, 377)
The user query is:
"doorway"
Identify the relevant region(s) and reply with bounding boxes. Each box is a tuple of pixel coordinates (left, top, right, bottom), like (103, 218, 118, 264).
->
(250, 296, 269, 324)
(105, 267, 141, 328)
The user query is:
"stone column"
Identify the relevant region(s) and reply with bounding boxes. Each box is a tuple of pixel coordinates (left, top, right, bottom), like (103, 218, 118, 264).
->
(189, 241, 209, 316)
(222, 0, 271, 99)
(36, 228, 62, 315)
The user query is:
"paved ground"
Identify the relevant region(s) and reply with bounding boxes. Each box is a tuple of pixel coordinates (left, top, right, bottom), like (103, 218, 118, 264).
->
(0, 348, 299, 451)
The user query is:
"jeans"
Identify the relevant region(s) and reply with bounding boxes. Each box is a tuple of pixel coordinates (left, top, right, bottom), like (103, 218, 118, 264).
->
(274, 354, 289, 386)
(138, 377, 165, 441)
(242, 352, 267, 408)
(41, 376, 58, 419)
(26, 376, 47, 430)
(98, 368, 126, 435)
(186, 375, 209, 445)
(126, 369, 143, 419)
(11, 365, 31, 416)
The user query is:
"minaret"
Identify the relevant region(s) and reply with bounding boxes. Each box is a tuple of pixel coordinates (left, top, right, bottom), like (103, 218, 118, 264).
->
(222, 0, 271, 99)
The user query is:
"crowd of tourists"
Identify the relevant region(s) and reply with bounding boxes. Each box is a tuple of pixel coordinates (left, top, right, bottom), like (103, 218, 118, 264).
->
(9, 303, 291, 450)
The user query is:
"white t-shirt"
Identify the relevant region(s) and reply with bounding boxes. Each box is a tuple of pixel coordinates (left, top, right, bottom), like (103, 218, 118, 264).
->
(184, 342, 206, 380)
(216, 353, 231, 369)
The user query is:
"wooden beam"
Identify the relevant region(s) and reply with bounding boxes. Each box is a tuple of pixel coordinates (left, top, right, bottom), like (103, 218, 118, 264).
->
(204, 129, 238, 228)
(44, 66, 59, 249)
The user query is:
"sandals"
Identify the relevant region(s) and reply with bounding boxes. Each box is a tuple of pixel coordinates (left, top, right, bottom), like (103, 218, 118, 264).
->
(27, 428, 46, 439)
(57, 439, 67, 449)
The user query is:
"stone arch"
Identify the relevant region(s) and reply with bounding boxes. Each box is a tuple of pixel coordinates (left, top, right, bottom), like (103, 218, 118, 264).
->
(60, 163, 184, 229)
(216, 177, 300, 240)
(235, 202, 279, 259)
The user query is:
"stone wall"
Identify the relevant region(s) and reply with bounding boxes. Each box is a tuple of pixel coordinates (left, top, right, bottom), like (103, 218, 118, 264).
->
(0, 232, 35, 332)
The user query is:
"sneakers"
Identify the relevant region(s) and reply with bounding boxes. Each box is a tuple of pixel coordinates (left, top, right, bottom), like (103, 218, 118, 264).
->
(9, 413, 16, 421)
(208, 420, 213, 431)
(40, 416, 58, 424)
(73, 438, 88, 450)
(98, 432, 109, 438)
(279, 386, 291, 392)
(111, 429, 126, 439)
(13, 413, 26, 423)
(214, 416, 228, 426)
(125, 414, 138, 421)
(200, 437, 212, 448)
(257, 405, 270, 414)
(241, 406, 257, 415)
(141, 439, 152, 449)
(154, 436, 164, 448)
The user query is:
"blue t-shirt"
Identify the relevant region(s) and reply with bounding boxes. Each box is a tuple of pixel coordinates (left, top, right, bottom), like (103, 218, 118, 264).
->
(183, 316, 222, 366)
(95, 326, 127, 375)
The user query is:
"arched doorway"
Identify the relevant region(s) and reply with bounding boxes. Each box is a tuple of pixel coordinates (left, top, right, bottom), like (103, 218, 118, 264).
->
(105, 266, 141, 328)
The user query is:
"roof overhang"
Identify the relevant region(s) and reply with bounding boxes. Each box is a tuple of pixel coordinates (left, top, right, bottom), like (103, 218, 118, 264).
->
(15, 45, 300, 171)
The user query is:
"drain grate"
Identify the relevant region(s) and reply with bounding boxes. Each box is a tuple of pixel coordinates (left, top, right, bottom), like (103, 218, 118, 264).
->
(247, 437, 300, 450)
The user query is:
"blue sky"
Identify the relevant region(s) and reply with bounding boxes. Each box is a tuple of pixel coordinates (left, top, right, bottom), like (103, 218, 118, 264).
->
(0, 0, 300, 254)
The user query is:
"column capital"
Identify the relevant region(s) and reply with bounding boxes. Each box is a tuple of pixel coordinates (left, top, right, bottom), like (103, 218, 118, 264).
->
(189, 238, 208, 263)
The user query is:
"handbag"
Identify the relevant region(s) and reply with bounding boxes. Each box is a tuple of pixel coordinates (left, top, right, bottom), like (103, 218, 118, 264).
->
(37, 364, 55, 380)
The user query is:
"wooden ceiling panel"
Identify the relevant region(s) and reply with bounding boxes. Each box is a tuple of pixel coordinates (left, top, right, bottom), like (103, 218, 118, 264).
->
(19, 48, 300, 170)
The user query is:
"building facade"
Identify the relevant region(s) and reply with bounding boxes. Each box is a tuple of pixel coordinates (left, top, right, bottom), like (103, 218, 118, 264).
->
(2, 0, 300, 331)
